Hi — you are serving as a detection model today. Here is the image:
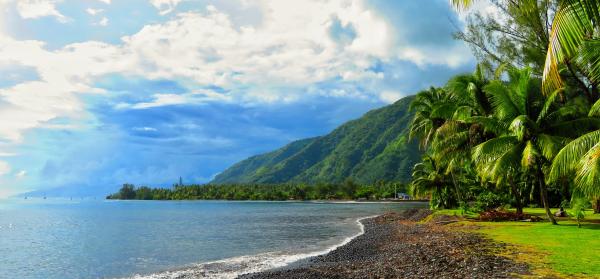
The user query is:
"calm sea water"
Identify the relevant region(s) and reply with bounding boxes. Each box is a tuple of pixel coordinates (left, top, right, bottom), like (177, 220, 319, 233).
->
(0, 199, 425, 279)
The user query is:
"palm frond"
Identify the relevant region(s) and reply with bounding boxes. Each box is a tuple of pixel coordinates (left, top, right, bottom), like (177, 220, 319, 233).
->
(450, 0, 476, 11)
(453, 105, 476, 121)
(521, 141, 541, 169)
(484, 80, 520, 120)
(549, 129, 600, 183)
(542, 0, 597, 94)
(547, 118, 600, 138)
(488, 145, 523, 185)
(537, 88, 564, 123)
(472, 136, 519, 167)
(574, 142, 600, 197)
(466, 116, 508, 135)
(536, 134, 569, 160)
(588, 98, 600, 117)
(509, 115, 536, 142)
(575, 39, 600, 85)
(430, 102, 458, 119)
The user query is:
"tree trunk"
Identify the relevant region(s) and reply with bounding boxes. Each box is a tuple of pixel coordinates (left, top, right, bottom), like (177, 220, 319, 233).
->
(452, 171, 462, 206)
(509, 176, 523, 215)
(538, 169, 557, 225)
(595, 199, 600, 214)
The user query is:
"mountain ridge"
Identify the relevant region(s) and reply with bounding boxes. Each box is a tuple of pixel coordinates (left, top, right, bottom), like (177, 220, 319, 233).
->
(211, 95, 421, 184)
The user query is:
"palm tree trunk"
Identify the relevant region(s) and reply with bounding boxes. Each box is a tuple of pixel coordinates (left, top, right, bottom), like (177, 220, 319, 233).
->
(594, 199, 600, 214)
(509, 176, 523, 215)
(451, 171, 462, 206)
(538, 169, 557, 225)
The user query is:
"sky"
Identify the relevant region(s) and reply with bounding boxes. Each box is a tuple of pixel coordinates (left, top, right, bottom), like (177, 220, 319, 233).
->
(0, 0, 486, 197)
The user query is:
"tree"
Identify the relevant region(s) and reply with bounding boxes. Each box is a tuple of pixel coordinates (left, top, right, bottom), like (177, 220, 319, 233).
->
(472, 67, 600, 223)
(409, 87, 452, 149)
(454, 0, 554, 76)
(549, 129, 600, 213)
(451, 0, 600, 98)
(410, 155, 455, 209)
(118, 184, 136, 200)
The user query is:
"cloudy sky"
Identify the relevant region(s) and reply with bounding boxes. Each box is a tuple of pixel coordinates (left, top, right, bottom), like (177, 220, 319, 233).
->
(0, 0, 481, 197)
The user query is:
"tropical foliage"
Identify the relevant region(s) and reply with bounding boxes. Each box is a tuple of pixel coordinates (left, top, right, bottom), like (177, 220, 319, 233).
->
(406, 0, 600, 221)
(107, 181, 409, 201)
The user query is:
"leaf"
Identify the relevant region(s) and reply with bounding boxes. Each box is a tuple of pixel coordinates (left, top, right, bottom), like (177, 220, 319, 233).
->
(588, 98, 600, 117)
(575, 142, 600, 197)
(549, 129, 600, 183)
(542, 0, 598, 95)
(484, 80, 520, 120)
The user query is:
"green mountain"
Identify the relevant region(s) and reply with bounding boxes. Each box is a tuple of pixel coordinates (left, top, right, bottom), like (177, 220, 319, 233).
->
(211, 95, 421, 184)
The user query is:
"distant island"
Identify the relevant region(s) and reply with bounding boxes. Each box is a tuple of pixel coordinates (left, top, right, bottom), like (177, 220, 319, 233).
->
(106, 181, 411, 201)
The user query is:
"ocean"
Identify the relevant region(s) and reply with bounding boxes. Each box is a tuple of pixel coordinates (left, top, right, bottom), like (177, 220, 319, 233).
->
(0, 199, 425, 278)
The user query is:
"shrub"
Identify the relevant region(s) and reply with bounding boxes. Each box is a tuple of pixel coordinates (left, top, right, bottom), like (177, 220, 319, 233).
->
(474, 191, 508, 212)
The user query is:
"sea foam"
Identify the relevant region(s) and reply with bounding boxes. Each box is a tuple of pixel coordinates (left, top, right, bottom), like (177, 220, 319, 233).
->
(129, 215, 377, 279)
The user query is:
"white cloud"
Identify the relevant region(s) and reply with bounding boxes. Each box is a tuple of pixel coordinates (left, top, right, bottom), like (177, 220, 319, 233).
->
(133, 127, 157, 132)
(0, 152, 17, 157)
(15, 170, 26, 178)
(379, 90, 402, 104)
(86, 8, 103, 15)
(149, 0, 182, 15)
(96, 16, 109, 26)
(0, 160, 11, 176)
(130, 93, 187, 109)
(0, 35, 129, 142)
(122, 2, 391, 87)
(16, 0, 69, 22)
(117, 90, 231, 109)
(0, 0, 473, 143)
(97, 0, 110, 4)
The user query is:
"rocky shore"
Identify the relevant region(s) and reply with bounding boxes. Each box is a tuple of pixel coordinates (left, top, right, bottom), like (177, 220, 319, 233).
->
(239, 209, 529, 279)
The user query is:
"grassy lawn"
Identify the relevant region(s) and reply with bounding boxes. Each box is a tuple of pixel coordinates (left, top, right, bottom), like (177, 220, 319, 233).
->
(449, 208, 600, 278)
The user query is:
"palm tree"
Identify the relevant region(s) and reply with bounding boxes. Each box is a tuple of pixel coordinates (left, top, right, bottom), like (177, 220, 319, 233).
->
(409, 87, 453, 149)
(471, 67, 600, 223)
(446, 63, 494, 117)
(410, 155, 455, 209)
(549, 129, 600, 213)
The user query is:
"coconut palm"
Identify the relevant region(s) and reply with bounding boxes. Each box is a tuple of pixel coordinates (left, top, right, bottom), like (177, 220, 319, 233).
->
(410, 155, 455, 209)
(549, 122, 600, 212)
(471, 67, 600, 223)
(409, 87, 453, 149)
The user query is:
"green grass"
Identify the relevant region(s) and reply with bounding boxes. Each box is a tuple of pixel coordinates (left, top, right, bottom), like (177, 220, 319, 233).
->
(431, 208, 480, 218)
(473, 209, 600, 278)
(521, 207, 600, 221)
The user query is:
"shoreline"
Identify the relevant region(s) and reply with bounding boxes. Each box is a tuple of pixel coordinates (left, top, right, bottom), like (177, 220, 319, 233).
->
(239, 209, 529, 279)
(128, 214, 380, 279)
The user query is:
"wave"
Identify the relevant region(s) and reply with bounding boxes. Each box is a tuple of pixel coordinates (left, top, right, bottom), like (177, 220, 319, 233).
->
(129, 215, 378, 279)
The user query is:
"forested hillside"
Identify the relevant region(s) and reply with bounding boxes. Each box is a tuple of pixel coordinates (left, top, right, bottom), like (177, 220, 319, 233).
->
(211, 96, 421, 184)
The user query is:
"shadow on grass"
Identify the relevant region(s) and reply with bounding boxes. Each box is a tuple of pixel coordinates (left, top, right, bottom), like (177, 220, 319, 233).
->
(554, 222, 600, 230)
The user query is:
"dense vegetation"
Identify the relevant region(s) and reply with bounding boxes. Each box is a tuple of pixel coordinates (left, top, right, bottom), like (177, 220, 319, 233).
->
(409, 0, 600, 224)
(106, 181, 409, 201)
(211, 96, 421, 184)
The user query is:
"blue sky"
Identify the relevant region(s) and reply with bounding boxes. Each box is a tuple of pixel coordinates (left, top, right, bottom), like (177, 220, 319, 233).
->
(0, 0, 483, 197)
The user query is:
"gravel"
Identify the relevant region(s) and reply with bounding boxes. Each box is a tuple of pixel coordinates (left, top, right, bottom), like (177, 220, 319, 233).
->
(239, 209, 529, 279)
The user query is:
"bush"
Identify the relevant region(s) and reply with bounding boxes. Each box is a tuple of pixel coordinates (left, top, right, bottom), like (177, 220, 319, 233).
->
(479, 210, 541, 222)
(474, 191, 508, 212)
